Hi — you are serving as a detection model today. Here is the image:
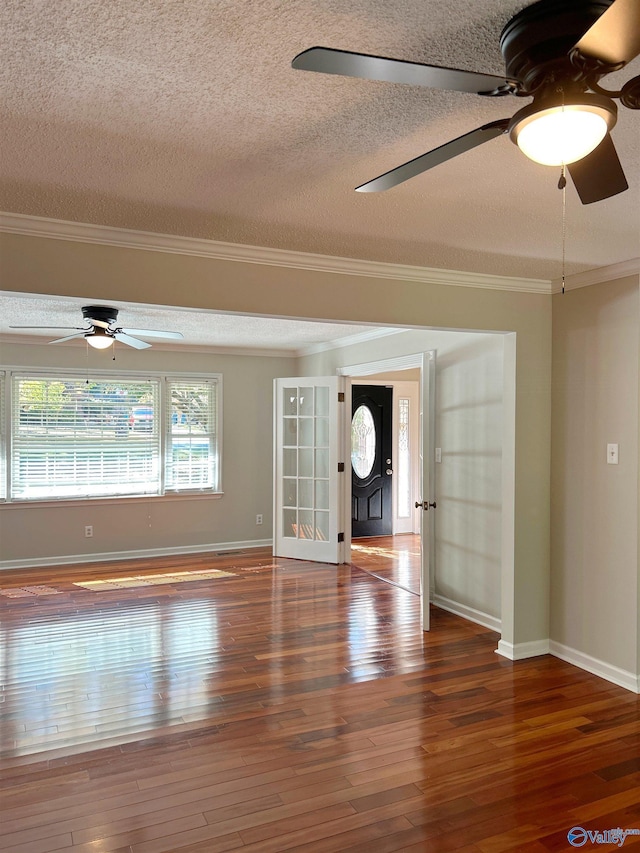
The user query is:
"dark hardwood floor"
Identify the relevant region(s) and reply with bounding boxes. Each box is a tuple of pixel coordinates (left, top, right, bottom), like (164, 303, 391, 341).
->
(1, 539, 640, 852)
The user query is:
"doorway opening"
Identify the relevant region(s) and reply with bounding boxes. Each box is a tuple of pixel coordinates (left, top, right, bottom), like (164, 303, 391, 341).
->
(351, 384, 394, 539)
(339, 352, 434, 631)
(274, 327, 514, 648)
(350, 377, 421, 595)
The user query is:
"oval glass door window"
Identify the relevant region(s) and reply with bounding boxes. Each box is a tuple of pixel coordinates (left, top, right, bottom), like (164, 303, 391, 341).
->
(351, 405, 376, 479)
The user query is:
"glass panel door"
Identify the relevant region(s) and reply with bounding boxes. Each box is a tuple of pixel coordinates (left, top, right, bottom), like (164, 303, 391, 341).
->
(274, 377, 343, 563)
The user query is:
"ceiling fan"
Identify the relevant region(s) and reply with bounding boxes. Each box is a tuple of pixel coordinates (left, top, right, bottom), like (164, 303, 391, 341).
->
(292, 0, 640, 202)
(9, 305, 185, 350)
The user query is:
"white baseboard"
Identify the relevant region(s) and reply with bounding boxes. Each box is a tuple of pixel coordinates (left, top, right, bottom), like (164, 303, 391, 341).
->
(495, 638, 639, 693)
(432, 594, 501, 633)
(0, 539, 273, 571)
(549, 640, 640, 694)
(495, 638, 550, 660)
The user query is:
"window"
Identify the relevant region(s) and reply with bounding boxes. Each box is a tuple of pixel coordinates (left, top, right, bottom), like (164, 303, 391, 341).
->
(4, 372, 220, 502)
(166, 379, 217, 491)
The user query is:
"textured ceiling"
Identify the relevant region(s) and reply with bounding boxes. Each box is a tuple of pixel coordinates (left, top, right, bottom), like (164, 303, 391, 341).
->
(0, 293, 394, 353)
(1, 0, 639, 288)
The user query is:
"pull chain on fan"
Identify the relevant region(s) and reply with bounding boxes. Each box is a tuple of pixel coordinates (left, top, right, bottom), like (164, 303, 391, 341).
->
(558, 165, 568, 294)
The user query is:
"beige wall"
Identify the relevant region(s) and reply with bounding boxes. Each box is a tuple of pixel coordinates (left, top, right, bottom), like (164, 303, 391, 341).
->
(435, 334, 504, 620)
(1, 230, 552, 647)
(551, 274, 639, 674)
(0, 339, 296, 563)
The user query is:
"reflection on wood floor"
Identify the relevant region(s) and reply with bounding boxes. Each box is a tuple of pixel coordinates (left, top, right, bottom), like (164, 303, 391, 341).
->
(351, 534, 421, 594)
(1, 545, 640, 852)
(0, 543, 430, 760)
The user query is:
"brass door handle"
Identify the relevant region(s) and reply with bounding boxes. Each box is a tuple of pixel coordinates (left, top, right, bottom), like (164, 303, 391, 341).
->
(415, 500, 437, 510)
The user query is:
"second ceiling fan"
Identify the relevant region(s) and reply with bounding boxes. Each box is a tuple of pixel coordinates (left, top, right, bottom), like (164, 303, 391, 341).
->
(292, 0, 640, 203)
(10, 305, 184, 350)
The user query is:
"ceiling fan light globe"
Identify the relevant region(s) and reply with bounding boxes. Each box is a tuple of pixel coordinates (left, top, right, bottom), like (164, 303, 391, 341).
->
(509, 95, 617, 167)
(86, 329, 114, 349)
(516, 110, 607, 166)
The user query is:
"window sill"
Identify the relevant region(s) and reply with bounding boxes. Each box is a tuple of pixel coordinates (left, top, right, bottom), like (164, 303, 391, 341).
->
(0, 492, 224, 510)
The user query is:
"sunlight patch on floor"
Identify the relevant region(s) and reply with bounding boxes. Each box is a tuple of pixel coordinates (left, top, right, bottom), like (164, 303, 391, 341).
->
(73, 568, 237, 590)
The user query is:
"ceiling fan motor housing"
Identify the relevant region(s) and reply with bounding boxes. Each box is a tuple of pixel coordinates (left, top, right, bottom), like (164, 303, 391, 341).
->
(82, 305, 119, 326)
(500, 0, 617, 94)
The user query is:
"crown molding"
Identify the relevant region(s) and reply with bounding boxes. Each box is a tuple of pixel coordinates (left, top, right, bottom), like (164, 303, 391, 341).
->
(552, 257, 640, 293)
(298, 327, 405, 357)
(0, 212, 551, 294)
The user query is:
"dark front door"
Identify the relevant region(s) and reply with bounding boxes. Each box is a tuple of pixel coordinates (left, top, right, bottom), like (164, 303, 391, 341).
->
(351, 385, 393, 538)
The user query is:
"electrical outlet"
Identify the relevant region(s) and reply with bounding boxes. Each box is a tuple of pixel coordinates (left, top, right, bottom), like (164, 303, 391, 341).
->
(84, 525, 93, 538)
(256, 514, 263, 525)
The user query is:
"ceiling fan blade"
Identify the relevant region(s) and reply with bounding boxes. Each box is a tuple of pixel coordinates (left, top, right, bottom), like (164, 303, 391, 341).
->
(9, 325, 85, 330)
(90, 319, 112, 329)
(49, 332, 87, 344)
(573, 0, 640, 66)
(292, 47, 517, 95)
(355, 119, 510, 192)
(567, 133, 628, 204)
(113, 332, 152, 349)
(119, 327, 184, 339)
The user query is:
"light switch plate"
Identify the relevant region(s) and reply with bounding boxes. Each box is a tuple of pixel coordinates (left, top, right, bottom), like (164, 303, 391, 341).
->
(607, 443, 619, 464)
(435, 447, 442, 463)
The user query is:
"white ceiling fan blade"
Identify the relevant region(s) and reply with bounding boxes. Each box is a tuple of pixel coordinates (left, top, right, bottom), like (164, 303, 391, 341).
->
(9, 325, 85, 330)
(90, 319, 112, 329)
(120, 327, 184, 339)
(49, 332, 87, 344)
(114, 332, 152, 349)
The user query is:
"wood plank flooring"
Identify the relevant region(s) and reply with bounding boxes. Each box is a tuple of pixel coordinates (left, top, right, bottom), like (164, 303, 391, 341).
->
(1, 540, 640, 852)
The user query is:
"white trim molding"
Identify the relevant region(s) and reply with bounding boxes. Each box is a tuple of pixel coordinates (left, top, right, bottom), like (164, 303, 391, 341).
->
(0, 538, 273, 571)
(0, 212, 551, 294)
(495, 638, 640, 694)
(549, 640, 639, 694)
(338, 353, 425, 376)
(495, 638, 550, 660)
(433, 594, 501, 633)
(552, 258, 640, 293)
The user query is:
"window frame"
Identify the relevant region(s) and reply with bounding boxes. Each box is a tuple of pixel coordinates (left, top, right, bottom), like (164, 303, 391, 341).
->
(1, 368, 222, 504)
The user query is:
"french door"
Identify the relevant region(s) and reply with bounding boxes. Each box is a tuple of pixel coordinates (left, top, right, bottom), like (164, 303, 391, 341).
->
(273, 376, 345, 563)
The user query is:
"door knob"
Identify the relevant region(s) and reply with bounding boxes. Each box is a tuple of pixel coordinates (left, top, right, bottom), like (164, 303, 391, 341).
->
(415, 500, 437, 510)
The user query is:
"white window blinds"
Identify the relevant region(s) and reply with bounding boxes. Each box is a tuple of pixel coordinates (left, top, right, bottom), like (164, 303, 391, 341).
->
(5, 372, 220, 502)
(11, 376, 161, 500)
(165, 379, 218, 491)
